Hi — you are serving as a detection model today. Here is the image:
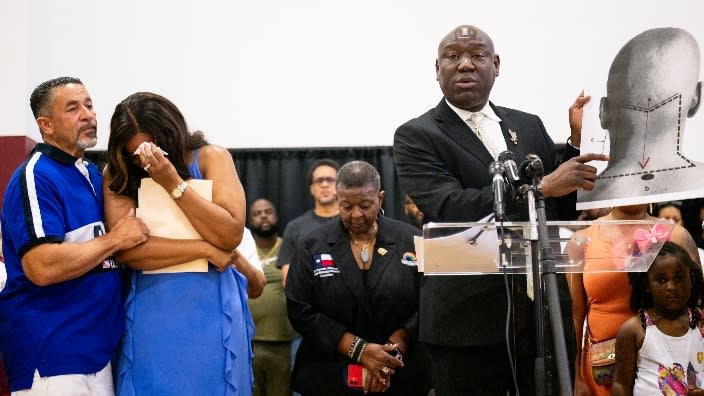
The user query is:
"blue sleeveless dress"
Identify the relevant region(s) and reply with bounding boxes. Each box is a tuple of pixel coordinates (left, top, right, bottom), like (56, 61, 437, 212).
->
(116, 150, 255, 395)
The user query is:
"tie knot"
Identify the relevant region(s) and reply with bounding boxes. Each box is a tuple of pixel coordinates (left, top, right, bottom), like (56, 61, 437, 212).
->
(469, 112, 484, 124)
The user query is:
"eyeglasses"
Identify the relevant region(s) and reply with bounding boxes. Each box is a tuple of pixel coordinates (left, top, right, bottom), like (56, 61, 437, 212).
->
(313, 177, 336, 185)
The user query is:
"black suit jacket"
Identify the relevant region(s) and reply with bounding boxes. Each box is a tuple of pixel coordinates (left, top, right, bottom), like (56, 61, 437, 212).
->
(393, 99, 579, 346)
(286, 216, 431, 395)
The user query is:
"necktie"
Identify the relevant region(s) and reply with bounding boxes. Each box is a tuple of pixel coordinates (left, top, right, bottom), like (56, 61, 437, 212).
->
(469, 112, 500, 159)
(470, 113, 531, 297)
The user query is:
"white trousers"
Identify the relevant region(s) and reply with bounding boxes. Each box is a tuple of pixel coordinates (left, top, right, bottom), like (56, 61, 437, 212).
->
(12, 362, 113, 396)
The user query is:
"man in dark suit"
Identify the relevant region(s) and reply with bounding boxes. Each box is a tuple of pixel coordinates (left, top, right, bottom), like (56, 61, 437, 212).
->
(392, 25, 608, 395)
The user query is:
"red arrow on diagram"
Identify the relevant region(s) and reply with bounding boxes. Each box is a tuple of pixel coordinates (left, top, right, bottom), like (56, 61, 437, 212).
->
(639, 98, 651, 169)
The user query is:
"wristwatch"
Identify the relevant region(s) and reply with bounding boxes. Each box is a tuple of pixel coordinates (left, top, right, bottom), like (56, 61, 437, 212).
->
(170, 181, 189, 199)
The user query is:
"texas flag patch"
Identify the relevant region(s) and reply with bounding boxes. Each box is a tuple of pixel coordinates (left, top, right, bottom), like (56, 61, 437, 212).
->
(318, 254, 334, 267)
(313, 253, 340, 278)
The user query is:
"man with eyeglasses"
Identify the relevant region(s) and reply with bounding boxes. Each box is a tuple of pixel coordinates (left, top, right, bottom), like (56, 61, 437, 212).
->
(277, 158, 340, 285)
(276, 159, 339, 395)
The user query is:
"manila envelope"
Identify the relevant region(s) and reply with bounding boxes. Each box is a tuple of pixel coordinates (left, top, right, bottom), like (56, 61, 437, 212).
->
(136, 178, 213, 274)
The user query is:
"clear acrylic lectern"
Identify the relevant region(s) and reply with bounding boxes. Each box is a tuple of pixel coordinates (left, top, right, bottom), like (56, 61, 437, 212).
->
(413, 219, 675, 275)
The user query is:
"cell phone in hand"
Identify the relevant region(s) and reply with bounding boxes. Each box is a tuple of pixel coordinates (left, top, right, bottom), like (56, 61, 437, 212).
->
(346, 364, 367, 390)
(391, 347, 403, 361)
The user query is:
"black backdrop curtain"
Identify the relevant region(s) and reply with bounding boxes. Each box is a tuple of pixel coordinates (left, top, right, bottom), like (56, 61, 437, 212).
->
(232, 146, 402, 230)
(86, 146, 405, 232)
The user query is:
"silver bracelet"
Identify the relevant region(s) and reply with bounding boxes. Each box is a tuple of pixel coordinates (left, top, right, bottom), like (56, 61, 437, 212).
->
(347, 336, 361, 360)
(354, 341, 368, 363)
(566, 136, 580, 150)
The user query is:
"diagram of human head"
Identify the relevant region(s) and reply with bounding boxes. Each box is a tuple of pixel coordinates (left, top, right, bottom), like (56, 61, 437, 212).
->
(599, 27, 702, 177)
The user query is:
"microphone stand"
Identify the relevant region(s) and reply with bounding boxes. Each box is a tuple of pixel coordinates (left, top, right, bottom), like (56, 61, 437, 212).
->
(520, 157, 572, 396)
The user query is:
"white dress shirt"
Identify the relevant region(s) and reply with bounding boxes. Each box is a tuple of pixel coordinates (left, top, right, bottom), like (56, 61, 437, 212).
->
(445, 99, 507, 160)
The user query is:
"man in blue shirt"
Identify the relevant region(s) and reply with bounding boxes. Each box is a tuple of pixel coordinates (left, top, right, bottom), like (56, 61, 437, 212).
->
(0, 77, 149, 394)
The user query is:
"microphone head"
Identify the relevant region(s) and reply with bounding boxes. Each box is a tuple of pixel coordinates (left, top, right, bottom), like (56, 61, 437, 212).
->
(489, 160, 505, 177)
(500, 150, 520, 182)
(498, 150, 516, 163)
(518, 155, 544, 180)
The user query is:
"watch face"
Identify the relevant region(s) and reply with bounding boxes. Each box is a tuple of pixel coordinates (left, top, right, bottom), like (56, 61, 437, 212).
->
(171, 182, 188, 199)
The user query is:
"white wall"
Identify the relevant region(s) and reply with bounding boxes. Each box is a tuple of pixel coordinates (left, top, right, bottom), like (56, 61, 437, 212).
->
(2, 0, 703, 150)
(0, 2, 28, 136)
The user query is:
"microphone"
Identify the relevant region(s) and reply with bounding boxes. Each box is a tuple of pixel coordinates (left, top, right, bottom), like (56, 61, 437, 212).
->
(518, 154, 544, 181)
(498, 150, 520, 183)
(489, 160, 506, 220)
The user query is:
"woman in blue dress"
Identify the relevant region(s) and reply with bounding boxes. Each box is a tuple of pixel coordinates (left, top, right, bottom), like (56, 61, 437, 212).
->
(103, 92, 265, 395)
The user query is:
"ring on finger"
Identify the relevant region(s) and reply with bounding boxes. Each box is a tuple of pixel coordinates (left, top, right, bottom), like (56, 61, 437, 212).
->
(143, 163, 151, 172)
(381, 366, 390, 375)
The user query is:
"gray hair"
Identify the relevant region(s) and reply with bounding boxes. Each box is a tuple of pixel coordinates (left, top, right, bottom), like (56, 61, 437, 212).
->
(336, 161, 380, 191)
(30, 77, 83, 118)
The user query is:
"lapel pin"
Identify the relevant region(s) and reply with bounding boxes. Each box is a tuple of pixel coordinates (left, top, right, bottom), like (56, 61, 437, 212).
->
(377, 247, 388, 256)
(509, 129, 518, 145)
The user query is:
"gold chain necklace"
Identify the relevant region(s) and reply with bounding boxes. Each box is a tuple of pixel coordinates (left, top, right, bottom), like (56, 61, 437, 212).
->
(350, 222, 378, 264)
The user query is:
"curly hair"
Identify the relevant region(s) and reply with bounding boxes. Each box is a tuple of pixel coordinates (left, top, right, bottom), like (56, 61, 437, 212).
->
(629, 241, 704, 328)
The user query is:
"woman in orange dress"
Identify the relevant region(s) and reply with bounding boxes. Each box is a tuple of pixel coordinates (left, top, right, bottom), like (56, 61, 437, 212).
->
(569, 204, 699, 395)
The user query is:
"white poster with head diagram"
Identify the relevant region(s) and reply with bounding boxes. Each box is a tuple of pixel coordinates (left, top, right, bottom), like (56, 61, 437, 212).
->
(577, 27, 704, 210)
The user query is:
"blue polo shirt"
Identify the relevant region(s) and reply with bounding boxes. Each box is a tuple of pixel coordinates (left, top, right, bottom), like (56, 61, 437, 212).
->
(0, 143, 124, 391)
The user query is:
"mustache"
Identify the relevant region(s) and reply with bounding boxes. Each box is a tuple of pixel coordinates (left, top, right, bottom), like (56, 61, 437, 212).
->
(79, 122, 97, 132)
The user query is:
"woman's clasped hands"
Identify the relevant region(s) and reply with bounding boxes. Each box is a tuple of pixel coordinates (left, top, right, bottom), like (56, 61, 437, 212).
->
(359, 342, 405, 393)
